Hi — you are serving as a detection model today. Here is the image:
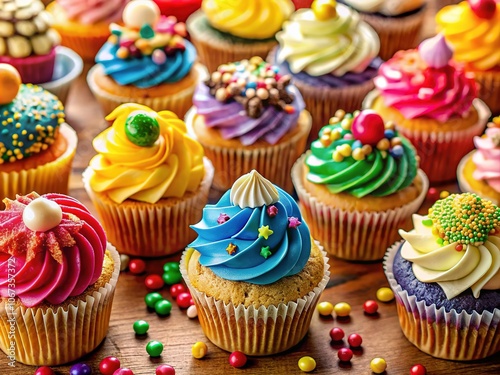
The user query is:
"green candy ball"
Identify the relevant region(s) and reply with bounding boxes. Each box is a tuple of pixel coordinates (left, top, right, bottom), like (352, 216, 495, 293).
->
(155, 299, 172, 316)
(125, 111, 160, 147)
(133, 320, 149, 335)
(163, 270, 182, 285)
(146, 340, 164, 357)
(145, 292, 163, 309)
(163, 261, 180, 273)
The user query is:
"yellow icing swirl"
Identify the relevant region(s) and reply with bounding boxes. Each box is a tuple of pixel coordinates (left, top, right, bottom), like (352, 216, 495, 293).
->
(399, 214, 500, 299)
(88, 103, 205, 204)
(276, 3, 379, 76)
(436, 2, 500, 70)
(202, 0, 294, 39)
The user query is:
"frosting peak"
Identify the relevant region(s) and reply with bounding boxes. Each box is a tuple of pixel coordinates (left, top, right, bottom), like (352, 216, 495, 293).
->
(230, 170, 279, 209)
(418, 34, 453, 69)
(472, 117, 500, 193)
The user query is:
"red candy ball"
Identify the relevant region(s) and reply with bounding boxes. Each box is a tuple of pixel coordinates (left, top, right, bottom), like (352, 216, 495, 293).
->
(351, 110, 386, 146)
(169, 283, 186, 299)
(99, 356, 121, 375)
(129, 259, 146, 274)
(176, 292, 193, 308)
(337, 348, 353, 362)
(156, 364, 176, 375)
(229, 351, 247, 368)
(363, 300, 379, 314)
(329, 327, 345, 341)
(426, 187, 440, 202)
(145, 274, 165, 290)
(34, 367, 55, 375)
(113, 369, 134, 375)
(469, 0, 496, 19)
(410, 364, 427, 375)
(348, 333, 363, 347)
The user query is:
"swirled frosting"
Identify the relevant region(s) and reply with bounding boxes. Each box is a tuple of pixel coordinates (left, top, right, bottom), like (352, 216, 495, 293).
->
(436, 1, 500, 71)
(189, 170, 311, 285)
(472, 121, 500, 193)
(193, 57, 305, 146)
(56, 0, 127, 24)
(96, 2, 195, 88)
(276, 3, 380, 77)
(374, 34, 478, 122)
(340, 0, 425, 16)
(0, 192, 107, 307)
(306, 110, 418, 197)
(88, 103, 205, 204)
(202, 0, 294, 39)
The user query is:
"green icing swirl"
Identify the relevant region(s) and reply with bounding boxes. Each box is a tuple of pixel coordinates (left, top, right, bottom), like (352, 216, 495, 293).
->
(305, 117, 418, 198)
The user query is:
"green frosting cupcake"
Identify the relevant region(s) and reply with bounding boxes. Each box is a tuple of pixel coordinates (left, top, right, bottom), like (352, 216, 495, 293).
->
(305, 109, 418, 198)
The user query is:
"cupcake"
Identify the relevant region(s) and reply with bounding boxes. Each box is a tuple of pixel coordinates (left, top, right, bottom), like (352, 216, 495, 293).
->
(364, 34, 490, 184)
(83, 103, 214, 257)
(181, 170, 330, 356)
(153, 0, 201, 22)
(338, 0, 427, 61)
(291, 109, 429, 261)
(0, 192, 121, 365)
(270, 0, 381, 143)
(0, 64, 78, 205)
(0, 0, 61, 84)
(436, 0, 500, 115)
(457, 116, 500, 205)
(186, 56, 311, 194)
(384, 193, 500, 360)
(47, 0, 128, 62)
(187, 0, 294, 73)
(87, 0, 206, 118)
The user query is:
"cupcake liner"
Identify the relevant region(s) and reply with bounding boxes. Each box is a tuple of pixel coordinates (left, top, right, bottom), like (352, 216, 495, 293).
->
(0, 123, 78, 203)
(186, 109, 311, 194)
(434, 0, 462, 10)
(360, 8, 426, 61)
(87, 63, 207, 117)
(473, 70, 500, 116)
(0, 244, 121, 366)
(83, 158, 214, 257)
(384, 242, 500, 360)
(291, 154, 429, 261)
(187, 11, 278, 72)
(0, 49, 56, 84)
(180, 242, 330, 356)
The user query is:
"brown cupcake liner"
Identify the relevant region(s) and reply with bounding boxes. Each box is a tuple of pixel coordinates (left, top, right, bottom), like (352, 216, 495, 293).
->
(291, 154, 429, 261)
(0, 245, 120, 366)
(83, 158, 214, 257)
(0, 123, 78, 202)
(185, 109, 311, 194)
(180, 243, 330, 356)
(473, 70, 500, 116)
(384, 242, 500, 360)
(187, 11, 278, 72)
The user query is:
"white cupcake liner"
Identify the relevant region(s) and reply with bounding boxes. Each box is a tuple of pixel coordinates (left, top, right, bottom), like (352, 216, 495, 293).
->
(291, 153, 429, 261)
(384, 241, 500, 360)
(0, 244, 121, 366)
(180, 242, 330, 356)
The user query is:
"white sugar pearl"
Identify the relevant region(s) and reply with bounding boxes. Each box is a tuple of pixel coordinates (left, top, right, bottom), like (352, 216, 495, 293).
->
(23, 197, 62, 232)
(122, 0, 160, 28)
(187, 305, 198, 319)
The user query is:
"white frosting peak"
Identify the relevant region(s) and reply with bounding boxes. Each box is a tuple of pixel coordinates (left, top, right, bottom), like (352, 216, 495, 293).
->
(230, 170, 279, 209)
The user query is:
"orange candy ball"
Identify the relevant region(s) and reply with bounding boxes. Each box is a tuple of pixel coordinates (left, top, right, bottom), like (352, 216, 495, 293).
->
(0, 64, 21, 105)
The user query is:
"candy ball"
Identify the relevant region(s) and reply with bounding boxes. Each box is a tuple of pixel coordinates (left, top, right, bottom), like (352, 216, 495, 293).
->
(162, 270, 182, 285)
(125, 111, 160, 147)
(0, 63, 21, 104)
(351, 110, 386, 146)
(145, 274, 165, 290)
(229, 351, 247, 368)
(469, 0, 496, 19)
(120, 254, 130, 271)
(334, 302, 351, 317)
(133, 320, 150, 335)
(154, 299, 172, 316)
(298, 356, 316, 372)
(163, 261, 180, 273)
(169, 283, 186, 298)
(34, 367, 55, 375)
(317, 301, 334, 316)
(146, 340, 164, 357)
(99, 356, 121, 375)
(123, 0, 160, 28)
(129, 259, 146, 274)
(176, 292, 193, 308)
(192, 341, 208, 359)
(311, 0, 337, 21)
(156, 364, 176, 375)
(113, 369, 134, 375)
(370, 358, 387, 374)
(69, 363, 92, 375)
(410, 364, 427, 375)
(187, 305, 198, 319)
(337, 347, 353, 362)
(329, 327, 345, 341)
(348, 333, 363, 348)
(23, 198, 62, 232)
(363, 300, 379, 314)
(376, 287, 394, 302)
(145, 292, 163, 308)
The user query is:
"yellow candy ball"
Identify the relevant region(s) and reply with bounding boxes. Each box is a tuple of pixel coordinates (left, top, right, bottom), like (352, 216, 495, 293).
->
(317, 301, 334, 316)
(312, 0, 337, 21)
(334, 302, 351, 317)
(0, 64, 21, 105)
(376, 287, 394, 303)
(298, 356, 316, 372)
(370, 357, 387, 373)
(191, 341, 208, 359)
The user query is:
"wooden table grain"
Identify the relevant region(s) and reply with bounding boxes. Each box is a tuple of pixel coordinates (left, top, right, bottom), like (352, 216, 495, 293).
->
(3, 2, 500, 374)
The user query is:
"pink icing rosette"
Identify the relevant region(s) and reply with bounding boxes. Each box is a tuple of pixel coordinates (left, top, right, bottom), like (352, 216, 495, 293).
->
(56, 0, 128, 24)
(473, 126, 500, 192)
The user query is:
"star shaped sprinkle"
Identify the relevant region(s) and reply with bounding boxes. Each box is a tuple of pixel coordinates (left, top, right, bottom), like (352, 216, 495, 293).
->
(288, 217, 301, 228)
(267, 205, 278, 217)
(258, 225, 273, 240)
(226, 243, 237, 255)
(260, 246, 272, 259)
(217, 213, 230, 224)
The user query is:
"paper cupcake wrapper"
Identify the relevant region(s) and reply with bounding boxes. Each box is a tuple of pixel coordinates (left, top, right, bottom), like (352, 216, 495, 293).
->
(185, 109, 311, 194)
(473, 70, 500, 116)
(180, 242, 330, 356)
(187, 11, 278, 73)
(384, 242, 500, 360)
(0, 123, 78, 204)
(291, 154, 429, 261)
(0, 244, 120, 366)
(360, 8, 425, 61)
(83, 158, 214, 257)
(0, 49, 56, 84)
(87, 63, 206, 117)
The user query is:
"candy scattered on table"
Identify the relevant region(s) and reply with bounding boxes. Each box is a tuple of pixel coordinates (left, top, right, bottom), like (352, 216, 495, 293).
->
(129, 259, 146, 274)
(146, 340, 164, 357)
(363, 300, 379, 314)
(99, 356, 121, 375)
(163, 262, 182, 284)
(192, 341, 208, 359)
(34, 367, 54, 375)
(334, 302, 351, 317)
(410, 364, 427, 375)
(119, 254, 130, 271)
(156, 364, 176, 375)
(176, 292, 193, 308)
(317, 301, 334, 316)
(329, 327, 345, 341)
(169, 283, 187, 298)
(133, 320, 150, 335)
(337, 348, 353, 362)
(155, 299, 173, 316)
(229, 351, 247, 368)
(70, 363, 92, 375)
(298, 356, 316, 372)
(187, 304, 198, 318)
(370, 358, 387, 374)
(348, 333, 363, 348)
(112, 369, 134, 375)
(145, 292, 164, 309)
(145, 274, 165, 290)
(376, 287, 394, 302)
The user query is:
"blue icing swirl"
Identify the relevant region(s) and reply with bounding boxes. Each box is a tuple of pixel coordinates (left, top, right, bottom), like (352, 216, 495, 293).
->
(189, 186, 311, 285)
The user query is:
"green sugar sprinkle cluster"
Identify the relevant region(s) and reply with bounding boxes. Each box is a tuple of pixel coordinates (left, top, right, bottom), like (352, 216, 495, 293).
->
(428, 193, 500, 246)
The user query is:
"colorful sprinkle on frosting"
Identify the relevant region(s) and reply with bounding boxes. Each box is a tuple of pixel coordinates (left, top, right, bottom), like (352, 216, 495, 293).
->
(428, 193, 500, 246)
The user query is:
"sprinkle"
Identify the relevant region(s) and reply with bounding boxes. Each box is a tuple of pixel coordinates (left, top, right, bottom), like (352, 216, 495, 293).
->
(332, 150, 343, 162)
(266, 205, 278, 217)
(226, 243, 237, 255)
(217, 213, 230, 224)
(422, 219, 433, 226)
(288, 217, 301, 228)
(384, 129, 395, 139)
(258, 225, 274, 240)
(260, 246, 272, 259)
